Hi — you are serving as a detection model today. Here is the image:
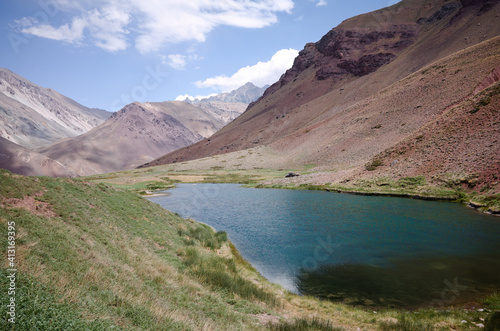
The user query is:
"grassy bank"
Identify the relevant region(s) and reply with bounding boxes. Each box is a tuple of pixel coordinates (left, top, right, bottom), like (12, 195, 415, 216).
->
(253, 176, 500, 215)
(0, 169, 279, 330)
(253, 176, 459, 201)
(2, 168, 499, 330)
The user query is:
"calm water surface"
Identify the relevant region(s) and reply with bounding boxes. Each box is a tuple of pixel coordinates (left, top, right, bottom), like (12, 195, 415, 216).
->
(149, 183, 500, 308)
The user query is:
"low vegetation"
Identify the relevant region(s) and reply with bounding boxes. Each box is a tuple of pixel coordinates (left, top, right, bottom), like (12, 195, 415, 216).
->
(2, 168, 499, 330)
(0, 169, 277, 330)
(365, 158, 384, 171)
(269, 317, 342, 331)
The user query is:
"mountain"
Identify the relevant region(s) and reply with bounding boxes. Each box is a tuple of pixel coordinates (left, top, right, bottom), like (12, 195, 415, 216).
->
(0, 77, 263, 177)
(141, 0, 500, 194)
(204, 82, 269, 104)
(37, 102, 207, 176)
(0, 136, 76, 177)
(0, 68, 110, 149)
(37, 83, 266, 176)
(185, 82, 267, 123)
(148, 101, 225, 138)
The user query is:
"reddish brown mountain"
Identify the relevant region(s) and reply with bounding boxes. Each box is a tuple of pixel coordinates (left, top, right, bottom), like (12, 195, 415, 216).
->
(142, 0, 500, 193)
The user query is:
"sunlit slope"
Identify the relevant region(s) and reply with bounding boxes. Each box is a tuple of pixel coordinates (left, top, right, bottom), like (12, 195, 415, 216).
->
(0, 68, 110, 149)
(0, 170, 280, 330)
(37, 102, 204, 176)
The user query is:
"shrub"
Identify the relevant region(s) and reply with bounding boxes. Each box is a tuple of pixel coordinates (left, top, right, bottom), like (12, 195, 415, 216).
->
(215, 231, 228, 242)
(484, 292, 500, 310)
(366, 158, 384, 171)
(177, 224, 227, 249)
(397, 176, 426, 188)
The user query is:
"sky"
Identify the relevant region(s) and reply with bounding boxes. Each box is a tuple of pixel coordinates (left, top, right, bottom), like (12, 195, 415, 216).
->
(0, 0, 400, 111)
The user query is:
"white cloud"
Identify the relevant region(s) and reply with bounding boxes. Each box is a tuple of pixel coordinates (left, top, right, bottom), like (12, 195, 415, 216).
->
(86, 7, 130, 51)
(16, 0, 294, 53)
(21, 18, 86, 44)
(309, 0, 327, 7)
(194, 48, 299, 92)
(163, 53, 201, 70)
(175, 93, 218, 101)
(166, 54, 187, 70)
(19, 6, 129, 51)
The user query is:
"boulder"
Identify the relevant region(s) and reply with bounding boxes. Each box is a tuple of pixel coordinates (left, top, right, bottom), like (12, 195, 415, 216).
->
(285, 172, 300, 178)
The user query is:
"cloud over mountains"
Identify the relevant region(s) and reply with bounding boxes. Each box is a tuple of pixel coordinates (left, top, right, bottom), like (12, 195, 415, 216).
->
(194, 48, 299, 92)
(16, 0, 295, 53)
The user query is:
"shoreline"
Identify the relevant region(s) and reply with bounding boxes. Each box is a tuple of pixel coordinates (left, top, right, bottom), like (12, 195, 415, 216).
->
(250, 182, 500, 217)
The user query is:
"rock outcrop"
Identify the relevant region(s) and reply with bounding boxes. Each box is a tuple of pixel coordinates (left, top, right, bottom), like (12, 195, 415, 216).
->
(461, 0, 495, 6)
(263, 26, 417, 98)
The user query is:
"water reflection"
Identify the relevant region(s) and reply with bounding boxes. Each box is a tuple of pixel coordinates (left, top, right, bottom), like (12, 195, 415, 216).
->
(149, 183, 500, 307)
(297, 252, 500, 308)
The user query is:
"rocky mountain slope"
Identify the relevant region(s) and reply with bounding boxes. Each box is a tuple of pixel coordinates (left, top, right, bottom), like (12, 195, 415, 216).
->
(0, 79, 264, 176)
(142, 0, 500, 194)
(205, 82, 269, 104)
(0, 68, 110, 149)
(0, 137, 76, 177)
(185, 82, 267, 123)
(38, 102, 206, 176)
(37, 83, 265, 176)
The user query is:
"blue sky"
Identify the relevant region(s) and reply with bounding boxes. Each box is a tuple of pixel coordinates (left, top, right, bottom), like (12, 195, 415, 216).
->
(1, 0, 399, 111)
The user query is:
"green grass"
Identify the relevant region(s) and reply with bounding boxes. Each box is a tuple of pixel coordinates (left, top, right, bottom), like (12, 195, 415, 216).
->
(379, 312, 434, 331)
(484, 292, 500, 310)
(0, 270, 116, 330)
(470, 193, 500, 213)
(202, 172, 261, 184)
(177, 223, 228, 249)
(485, 311, 500, 331)
(180, 247, 279, 307)
(255, 176, 460, 202)
(0, 169, 274, 330)
(2, 168, 499, 330)
(269, 317, 343, 330)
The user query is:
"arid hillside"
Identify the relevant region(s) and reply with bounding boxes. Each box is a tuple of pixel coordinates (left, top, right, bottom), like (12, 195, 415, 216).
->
(37, 102, 207, 176)
(0, 137, 76, 177)
(142, 0, 500, 194)
(0, 68, 110, 149)
(0, 79, 264, 176)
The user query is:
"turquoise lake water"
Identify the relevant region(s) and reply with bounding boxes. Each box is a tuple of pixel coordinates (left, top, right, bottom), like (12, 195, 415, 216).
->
(149, 183, 500, 308)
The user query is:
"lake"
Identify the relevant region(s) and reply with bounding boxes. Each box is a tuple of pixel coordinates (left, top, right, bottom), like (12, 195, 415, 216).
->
(148, 183, 500, 308)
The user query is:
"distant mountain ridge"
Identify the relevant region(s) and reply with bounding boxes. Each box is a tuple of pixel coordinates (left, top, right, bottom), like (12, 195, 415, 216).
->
(36, 83, 266, 176)
(184, 82, 267, 124)
(37, 102, 206, 175)
(0, 68, 110, 149)
(0, 74, 265, 176)
(204, 82, 269, 104)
